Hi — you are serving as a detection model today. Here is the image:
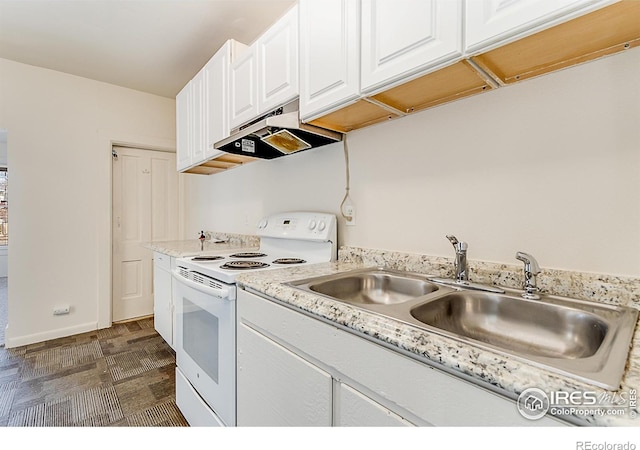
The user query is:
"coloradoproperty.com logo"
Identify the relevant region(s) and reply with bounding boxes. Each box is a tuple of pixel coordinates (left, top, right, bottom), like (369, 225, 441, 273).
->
(517, 387, 638, 420)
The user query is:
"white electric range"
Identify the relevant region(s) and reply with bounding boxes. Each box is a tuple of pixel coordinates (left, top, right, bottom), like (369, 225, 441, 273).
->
(172, 211, 337, 426)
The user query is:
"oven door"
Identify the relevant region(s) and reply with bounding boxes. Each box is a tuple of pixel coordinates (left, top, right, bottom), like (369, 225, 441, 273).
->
(173, 271, 236, 426)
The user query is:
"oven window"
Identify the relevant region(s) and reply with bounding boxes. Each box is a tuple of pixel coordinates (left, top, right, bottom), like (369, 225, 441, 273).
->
(183, 298, 219, 383)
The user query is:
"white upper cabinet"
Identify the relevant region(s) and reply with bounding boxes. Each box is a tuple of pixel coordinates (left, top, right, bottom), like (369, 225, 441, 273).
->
(176, 83, 192, 171)
(299, 0, 360, 121)
(177, 39, 246, 172)
(190, 69, 205, 165)
(205, 39, 246, 160)
(464, 0, 609, 54)
(360, 0, 463, 94)
(257, 4, 299, 114)
(229, 45, 259, 130)
(176, 70, 205, 172)
(230, 5, 299, 130)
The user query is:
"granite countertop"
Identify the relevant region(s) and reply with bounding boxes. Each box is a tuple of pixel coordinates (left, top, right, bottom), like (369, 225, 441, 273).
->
(143, 233, 259, 258)
(236, 255, 640, 427)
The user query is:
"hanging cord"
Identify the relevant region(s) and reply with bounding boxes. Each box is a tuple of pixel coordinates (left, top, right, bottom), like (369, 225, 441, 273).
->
(340, 135, 353, 221)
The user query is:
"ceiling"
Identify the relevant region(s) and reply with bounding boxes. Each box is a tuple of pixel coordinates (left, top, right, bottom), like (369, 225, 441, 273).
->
(0, 0, 296, 98)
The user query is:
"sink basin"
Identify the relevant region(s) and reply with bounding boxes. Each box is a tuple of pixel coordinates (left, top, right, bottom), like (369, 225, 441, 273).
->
(289, 268, 440, 306)
(287, 267, 638, 390)
(406, 289, 638, 389)
(410, 291, 607, 359)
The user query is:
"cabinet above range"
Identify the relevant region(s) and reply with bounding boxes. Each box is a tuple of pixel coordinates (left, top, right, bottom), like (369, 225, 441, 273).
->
(176, 39, 258, 175)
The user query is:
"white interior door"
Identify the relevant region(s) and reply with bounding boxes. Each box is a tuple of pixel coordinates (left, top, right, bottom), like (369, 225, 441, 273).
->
(112, 146, 178, 322)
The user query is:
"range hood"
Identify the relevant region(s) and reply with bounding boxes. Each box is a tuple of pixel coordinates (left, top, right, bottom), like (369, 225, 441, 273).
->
(214, 100, 343, 159)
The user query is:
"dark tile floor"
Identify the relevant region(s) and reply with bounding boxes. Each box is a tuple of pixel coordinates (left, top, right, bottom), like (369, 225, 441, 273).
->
(0, 317, 188, 427)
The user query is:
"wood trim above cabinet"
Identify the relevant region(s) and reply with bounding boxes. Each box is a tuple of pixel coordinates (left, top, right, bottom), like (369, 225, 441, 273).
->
(471, 1, 640, 85)
(370, 60, 495, 114)
(183, 153, 257, 175)
(308, 99, 402, 133)
(307, 60, 495, 133)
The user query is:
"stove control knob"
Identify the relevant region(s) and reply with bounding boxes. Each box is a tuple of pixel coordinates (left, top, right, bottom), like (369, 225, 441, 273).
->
(318, 221, 326, 231)
(258, 219, 268, 229)
(308, 220, 317, 230)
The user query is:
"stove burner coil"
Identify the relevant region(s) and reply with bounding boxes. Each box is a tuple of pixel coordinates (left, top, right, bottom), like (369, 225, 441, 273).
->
(272, 258, 306, 265)
(220, 261, 270, 270)
(191, 256, 224, 261)
(229, 252, 267, 258)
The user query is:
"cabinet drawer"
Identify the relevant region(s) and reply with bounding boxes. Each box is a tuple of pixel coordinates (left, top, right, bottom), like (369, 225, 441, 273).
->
(175, 368, 225, 427)
(153, 251, 172, 271)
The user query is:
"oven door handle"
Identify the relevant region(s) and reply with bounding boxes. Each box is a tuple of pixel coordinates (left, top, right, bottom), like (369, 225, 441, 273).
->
(172, 271, 235, 301)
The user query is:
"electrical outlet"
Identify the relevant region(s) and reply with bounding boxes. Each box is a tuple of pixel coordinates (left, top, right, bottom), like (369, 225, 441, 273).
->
(53, 306, 70, 316)
(344, 203, 356, 226)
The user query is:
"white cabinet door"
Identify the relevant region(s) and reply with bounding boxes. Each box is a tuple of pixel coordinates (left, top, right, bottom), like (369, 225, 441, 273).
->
(176, 83, 191, 171)
(190, 69, 205, 165)
(204, 43, 228, 155)
(299, 0, 360, 121)
(361, 0, 463, 94)
(465, 0, 603, 53)
(176, 70, 204, 171)
(257, 4, 299, 114)
(237, 317, 333, 426)
(229, 45, 258, 130)
(153, 252, 173, 349)
(205, 41, 232, 160)
(336, 383, 414, 427)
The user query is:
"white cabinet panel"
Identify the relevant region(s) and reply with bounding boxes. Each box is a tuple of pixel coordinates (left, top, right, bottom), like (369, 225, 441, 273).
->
(336, 383, 414, 427)
(153, 252, 173, 349)
(230, 6, 298, 129)
(299, 0, 360, 121)
(257, 4, 299, 114)
(205, 45, 227, 155)
(190, 69, 205, 164)
(204, 40, 246, 159)
(176, 68, 205, 171)
(229, 45, 258, 130)
(175, 84, 191, 171)
(465, 0, 604, 53)
(361, 0, 462, 93)
(237, 319, 332, 426)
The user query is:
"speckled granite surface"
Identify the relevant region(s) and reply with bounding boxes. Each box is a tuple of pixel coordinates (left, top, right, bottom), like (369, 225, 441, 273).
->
(142, 233, 259, 257)
(236, 246, 640, 426)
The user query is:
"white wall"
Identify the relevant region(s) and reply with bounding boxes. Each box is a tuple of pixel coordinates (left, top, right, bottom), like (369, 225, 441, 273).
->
(184, 47, 640, 277)
(0, 58, 176, 346)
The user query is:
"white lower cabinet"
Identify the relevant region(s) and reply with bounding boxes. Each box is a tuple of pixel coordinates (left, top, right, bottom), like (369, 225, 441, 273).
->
(237, 288, 570, 427)
(237, 321, 332, 426)
(153, 252, 174, 349)
(335, 382, 413, 427)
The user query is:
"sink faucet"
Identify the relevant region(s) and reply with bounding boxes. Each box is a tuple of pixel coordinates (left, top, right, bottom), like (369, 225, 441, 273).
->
(199, 230, 206, 251)
(446, 235, 468, 282)
(515, 251, 541, 300)
(428, 235, 504, 294)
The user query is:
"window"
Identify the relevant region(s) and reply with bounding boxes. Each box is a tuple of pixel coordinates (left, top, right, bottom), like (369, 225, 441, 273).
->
(0, 168, 7, 245)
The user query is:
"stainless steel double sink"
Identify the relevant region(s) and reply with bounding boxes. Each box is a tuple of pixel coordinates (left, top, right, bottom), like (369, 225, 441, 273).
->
(287, 267, 638, 390)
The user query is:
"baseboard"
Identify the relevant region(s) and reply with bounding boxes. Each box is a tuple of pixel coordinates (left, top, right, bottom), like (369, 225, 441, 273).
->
(4, 321, 98, 348)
